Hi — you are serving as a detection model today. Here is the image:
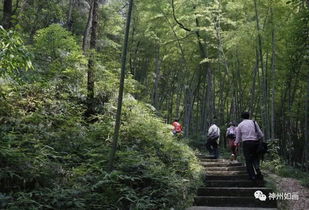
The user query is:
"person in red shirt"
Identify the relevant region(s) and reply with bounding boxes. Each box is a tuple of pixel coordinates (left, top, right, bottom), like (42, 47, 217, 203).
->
(172, 119, 183, 135)
(226, 122, 238, 161)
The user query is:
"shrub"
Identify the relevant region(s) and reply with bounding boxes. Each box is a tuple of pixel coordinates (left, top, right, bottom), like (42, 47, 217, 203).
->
(1, 89, 202, 209)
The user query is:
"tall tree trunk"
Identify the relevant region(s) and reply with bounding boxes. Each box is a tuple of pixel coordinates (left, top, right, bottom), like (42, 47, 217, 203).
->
(152, 47, 161, 109)
(67, 0, 75, 31)
(270, 7, 276, 140)
(215, 1, 230, 125)
(253, 0, 268, 138)
(200, 79, 207, 134)
(184, 87, 193, 137)
(235, 51, 243, 119)
(168, 86, 174, 123)
(83, 0, 94, 51)
(86, 0, 98, 117)
(3, 0, 13, 29)
(175, 90, 182, 118)
(303, 77, 309, 170)
(250, 49, 259, 115)
(195, 17, 213, 132)
(109, 0, 134, 171)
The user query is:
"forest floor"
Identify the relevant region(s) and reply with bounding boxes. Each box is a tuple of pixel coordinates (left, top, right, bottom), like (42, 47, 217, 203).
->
(265, 171, 309, 210)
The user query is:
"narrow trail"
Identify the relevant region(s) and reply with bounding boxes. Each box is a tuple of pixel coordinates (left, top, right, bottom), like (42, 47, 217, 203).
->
(187, 154, 277, 210)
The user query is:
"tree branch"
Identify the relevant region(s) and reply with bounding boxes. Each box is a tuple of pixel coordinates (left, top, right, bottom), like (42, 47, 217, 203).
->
(13, 0, 20, 14)
(171, 0, 191, 32)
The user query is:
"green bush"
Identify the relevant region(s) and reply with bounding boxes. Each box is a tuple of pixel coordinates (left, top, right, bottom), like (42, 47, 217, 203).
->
(262, 139, 309, 188)
(0, 89, 202, 209)
(0, 26, 33, 79)
(32, 24, 86, 85)
(69, 96, 203, 209)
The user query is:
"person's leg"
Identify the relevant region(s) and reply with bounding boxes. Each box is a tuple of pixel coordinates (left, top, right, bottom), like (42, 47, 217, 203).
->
(252, 142, 263, 179)
(230, 140, 237, 154)
(228, 139, 235, 160)
(228, 139, 233, 152)
(206, 139, 214, 155)
(231, 145, 236, 160)
(213, 140, 219, 159)
(243, 141, 256, 180)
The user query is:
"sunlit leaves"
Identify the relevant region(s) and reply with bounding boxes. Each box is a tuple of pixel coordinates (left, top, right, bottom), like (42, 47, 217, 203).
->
(0, 26, 33, 79)
(32, 24, 86, 86)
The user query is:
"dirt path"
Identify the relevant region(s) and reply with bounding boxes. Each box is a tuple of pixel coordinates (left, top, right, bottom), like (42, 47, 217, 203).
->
(265, 172, 309, 210)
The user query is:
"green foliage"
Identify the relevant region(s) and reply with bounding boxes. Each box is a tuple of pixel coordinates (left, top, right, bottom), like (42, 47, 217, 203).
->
(0, 26, 33, 79)
(1, 0, 308, 208)
(0, 86, 202, 209)
(32, 24, 85, 82)
(69, 96, 203, 209)
(17, 0, 66, 38)
(0, 85, 87, 196)
(262, 139, 309, 187)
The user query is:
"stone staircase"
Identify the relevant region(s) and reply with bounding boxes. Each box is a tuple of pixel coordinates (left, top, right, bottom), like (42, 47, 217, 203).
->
(187, 155, 277, 210)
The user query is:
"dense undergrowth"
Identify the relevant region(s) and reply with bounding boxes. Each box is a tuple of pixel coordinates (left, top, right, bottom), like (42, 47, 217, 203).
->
(0, 24, 203, 209)
(261, 139, 309, 188)
(0, 85, 202, 209)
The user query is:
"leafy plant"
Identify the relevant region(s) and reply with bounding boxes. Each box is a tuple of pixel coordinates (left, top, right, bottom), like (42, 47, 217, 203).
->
(32, 24, 86, 85)
(0, 26, 33, 79)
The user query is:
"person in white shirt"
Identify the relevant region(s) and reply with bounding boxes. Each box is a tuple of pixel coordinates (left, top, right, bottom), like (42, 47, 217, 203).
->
(206, 119, 220, 159)
(235, 112, 264, 181)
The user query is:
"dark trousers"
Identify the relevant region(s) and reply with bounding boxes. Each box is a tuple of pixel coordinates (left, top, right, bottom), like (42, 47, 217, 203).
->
(206, 138, 219, 158)
(243, 141, 261, 180)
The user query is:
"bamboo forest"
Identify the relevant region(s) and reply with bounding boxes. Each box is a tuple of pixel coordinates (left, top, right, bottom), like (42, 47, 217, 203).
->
(0, 0, 308, 209)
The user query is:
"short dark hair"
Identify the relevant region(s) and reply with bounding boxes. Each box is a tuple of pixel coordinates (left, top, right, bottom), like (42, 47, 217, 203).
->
(229, 121, 236, 126)
(174, 119, 179, 122)
(241, 112, 250, 119)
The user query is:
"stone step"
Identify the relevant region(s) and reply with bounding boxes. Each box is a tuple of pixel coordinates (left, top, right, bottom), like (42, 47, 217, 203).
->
(187, 206, 277, 210)
(204, 171, 247, 176)
(205, 175, 249, 180)
(205, 180, 265, 187)
(205, 166, 247, 171)
(194, 196, 277, 208)
(196, 154, 217, 159)
(197, 187, 273, 196)
(200, 162, 242, 167)
(199, 158, 225, 162)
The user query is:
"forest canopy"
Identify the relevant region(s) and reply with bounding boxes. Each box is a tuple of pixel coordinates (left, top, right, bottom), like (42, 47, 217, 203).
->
(0, 0, 308, 209)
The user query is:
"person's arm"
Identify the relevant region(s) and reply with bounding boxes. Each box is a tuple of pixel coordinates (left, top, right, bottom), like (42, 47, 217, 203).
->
(255, 122, 264, 138)
(208, 126, 213, 135)
(235, 126, 241, 145)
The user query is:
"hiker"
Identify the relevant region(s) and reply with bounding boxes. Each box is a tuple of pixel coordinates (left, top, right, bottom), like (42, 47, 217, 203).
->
(235, 112, 264, 181)
(206, 120, 220, 159)
(172, 119, 183, 135)
(226, 122, 238, 161)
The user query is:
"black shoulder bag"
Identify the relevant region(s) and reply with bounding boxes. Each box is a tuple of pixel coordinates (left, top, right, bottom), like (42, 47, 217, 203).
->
(253, 121, 268, 156)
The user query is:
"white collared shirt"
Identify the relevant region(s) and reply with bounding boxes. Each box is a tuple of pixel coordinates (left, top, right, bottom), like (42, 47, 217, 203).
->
(235, 119, 264, 144)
